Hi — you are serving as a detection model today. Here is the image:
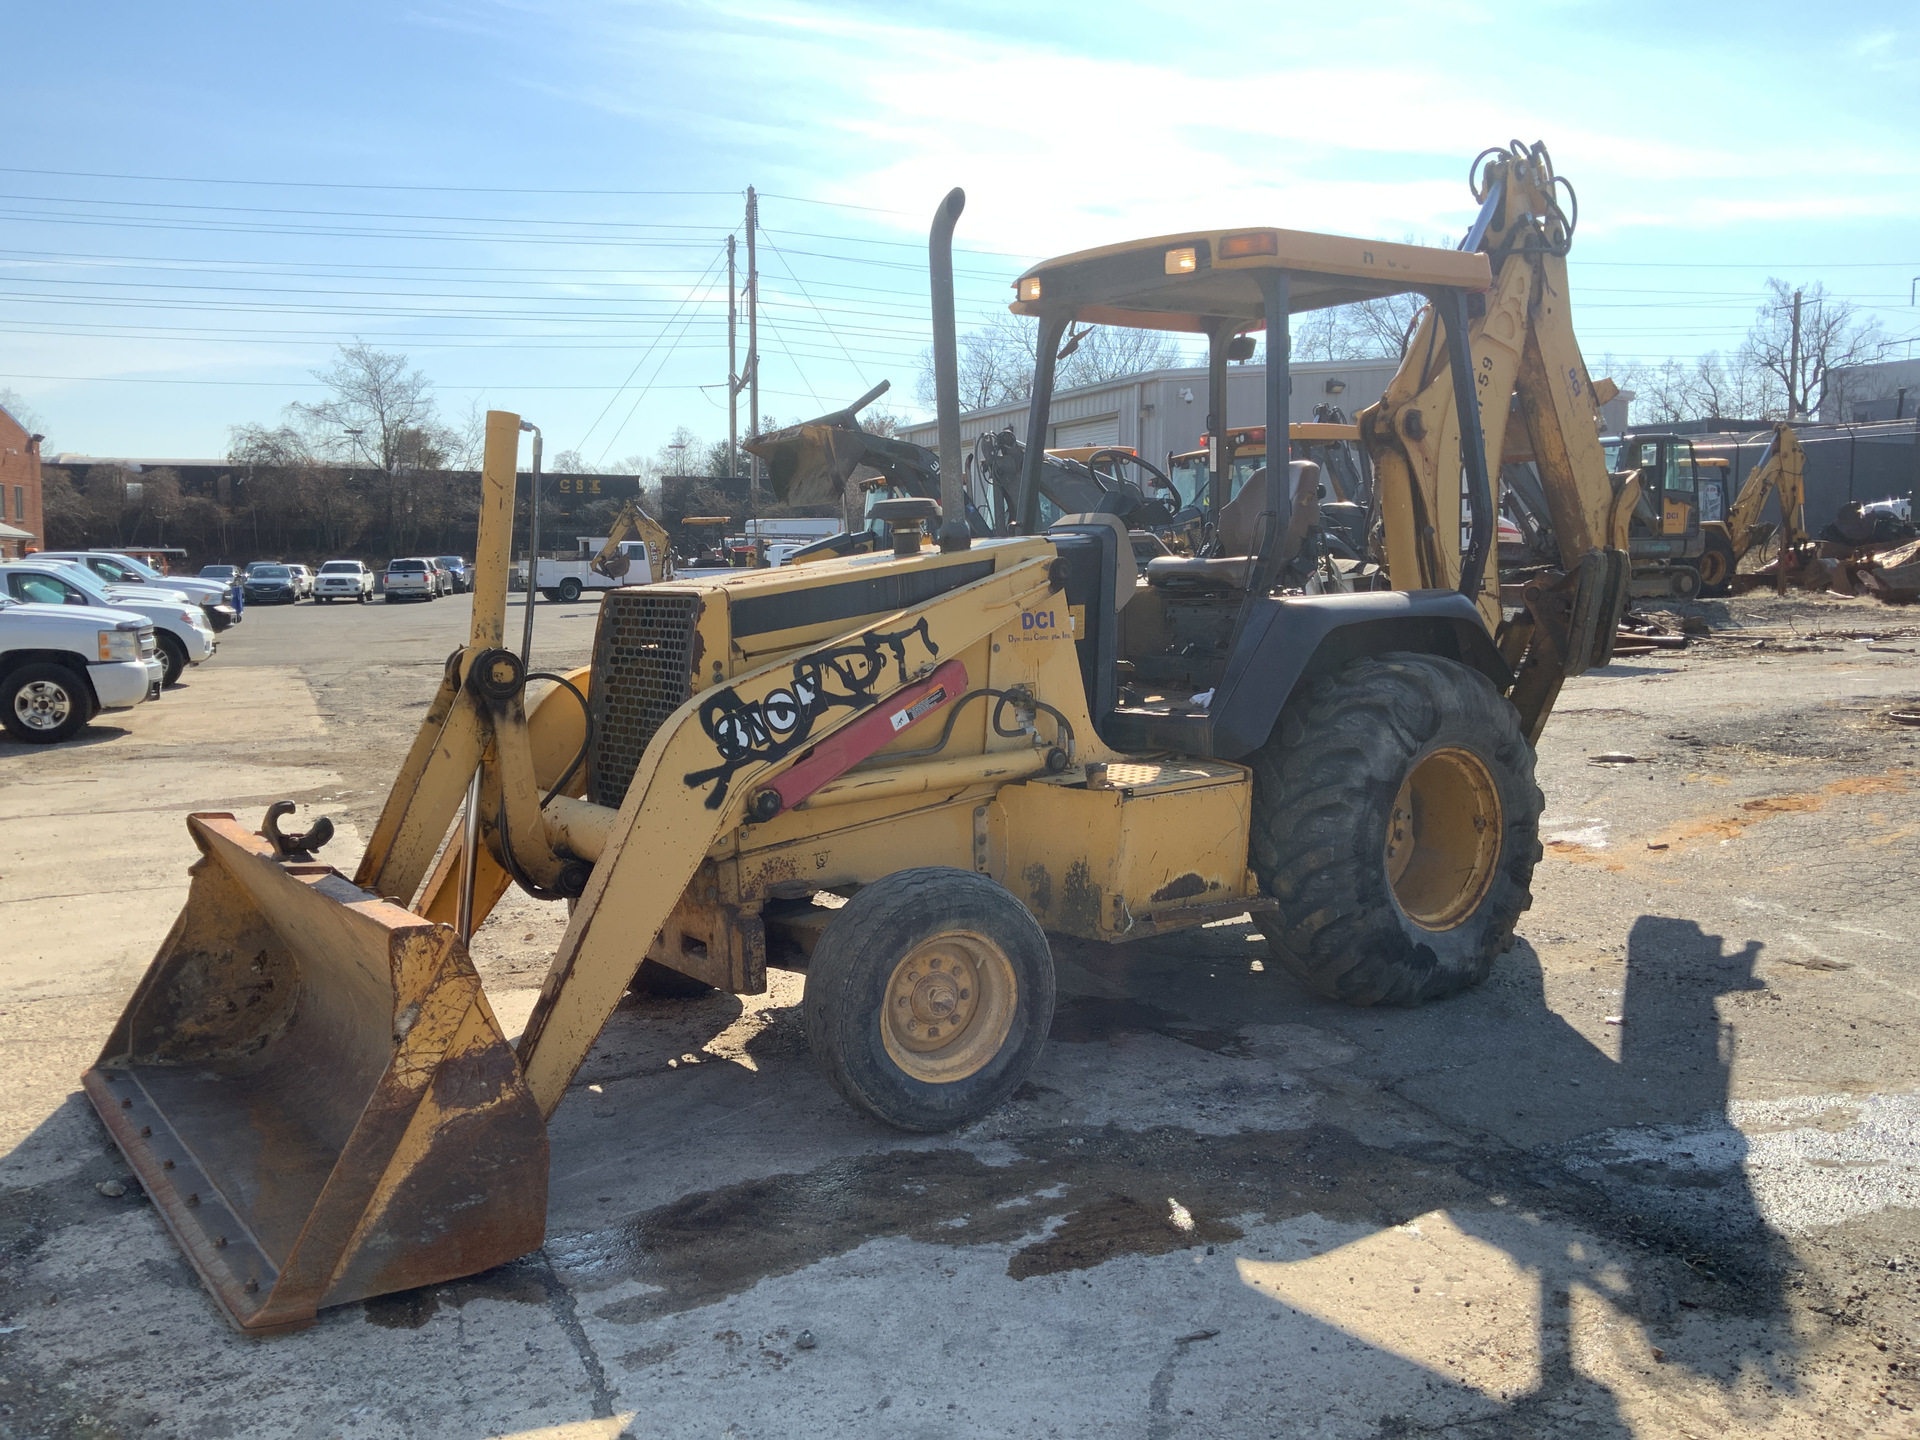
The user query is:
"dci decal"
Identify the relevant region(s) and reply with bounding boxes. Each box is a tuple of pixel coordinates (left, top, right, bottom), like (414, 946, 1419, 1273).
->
(1006, 606, 1068, 644)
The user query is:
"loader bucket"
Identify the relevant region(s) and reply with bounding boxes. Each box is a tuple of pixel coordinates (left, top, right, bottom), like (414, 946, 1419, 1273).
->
(83, 813, 548, 1333)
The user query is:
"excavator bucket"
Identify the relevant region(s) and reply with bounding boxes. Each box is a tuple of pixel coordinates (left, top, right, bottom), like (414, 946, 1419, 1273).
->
(745, 420, 870, 506)
(82, 813, 548, 1334)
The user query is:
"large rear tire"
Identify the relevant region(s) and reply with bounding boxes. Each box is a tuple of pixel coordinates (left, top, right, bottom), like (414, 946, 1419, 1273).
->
(558, 577, 583, 603)
(1249, 653, 1542, 1006)
(804, 868, 1053, 1132)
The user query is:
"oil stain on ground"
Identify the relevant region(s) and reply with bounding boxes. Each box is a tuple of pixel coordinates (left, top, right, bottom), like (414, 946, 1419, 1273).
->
(1048, 994, 1253, 1056)
(578, 1123, 1473, 1323)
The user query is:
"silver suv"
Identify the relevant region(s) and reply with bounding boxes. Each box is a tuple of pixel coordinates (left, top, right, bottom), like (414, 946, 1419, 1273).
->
(384, 558, 436, 602)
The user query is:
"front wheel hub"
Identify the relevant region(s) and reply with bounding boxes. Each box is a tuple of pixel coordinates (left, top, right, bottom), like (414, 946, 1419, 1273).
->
(16, 680, 74, 731)
(881, 934, 1017, 1084)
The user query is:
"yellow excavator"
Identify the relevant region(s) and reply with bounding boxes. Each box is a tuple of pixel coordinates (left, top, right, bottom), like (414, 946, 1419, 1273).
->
(1698, 422, 1808, 595)
(83, 141, 1634, 1332)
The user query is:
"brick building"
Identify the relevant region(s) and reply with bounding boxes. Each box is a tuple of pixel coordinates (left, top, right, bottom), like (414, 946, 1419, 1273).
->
(0, 400, 45, 558)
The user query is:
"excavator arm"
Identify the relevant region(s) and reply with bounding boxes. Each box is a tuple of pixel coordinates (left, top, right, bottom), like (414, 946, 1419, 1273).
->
(1362, 142, 1637, 739)
(1724, 422, 1807, 558)
(589, 497, 674, 583)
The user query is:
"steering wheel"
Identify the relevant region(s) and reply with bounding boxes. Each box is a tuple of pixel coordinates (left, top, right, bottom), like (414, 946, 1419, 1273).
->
(1084, 449, 1181, 526)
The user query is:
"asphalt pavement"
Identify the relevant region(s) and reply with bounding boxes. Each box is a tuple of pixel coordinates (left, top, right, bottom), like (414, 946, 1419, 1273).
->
(2, 587, 1916, 1438)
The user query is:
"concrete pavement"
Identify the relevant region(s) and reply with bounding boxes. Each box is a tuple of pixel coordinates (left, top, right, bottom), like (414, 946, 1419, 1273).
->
(2, 590, 1916, 1437)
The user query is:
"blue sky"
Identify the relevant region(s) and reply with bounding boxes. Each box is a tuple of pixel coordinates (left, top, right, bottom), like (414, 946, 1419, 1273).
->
(5, 0, 1916, 460)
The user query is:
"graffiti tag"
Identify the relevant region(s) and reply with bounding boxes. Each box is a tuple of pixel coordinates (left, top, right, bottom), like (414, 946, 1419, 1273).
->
(682, 617, 940, 809)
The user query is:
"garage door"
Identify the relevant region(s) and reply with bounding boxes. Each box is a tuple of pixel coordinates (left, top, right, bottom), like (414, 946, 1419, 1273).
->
(1052, 415, 1119, 449)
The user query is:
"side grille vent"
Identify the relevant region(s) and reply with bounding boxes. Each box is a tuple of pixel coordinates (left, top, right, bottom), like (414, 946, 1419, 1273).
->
(588, 591, 700, 809)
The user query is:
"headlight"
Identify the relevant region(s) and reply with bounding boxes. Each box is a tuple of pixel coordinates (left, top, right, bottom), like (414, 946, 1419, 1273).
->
(98, 629, 140, 661)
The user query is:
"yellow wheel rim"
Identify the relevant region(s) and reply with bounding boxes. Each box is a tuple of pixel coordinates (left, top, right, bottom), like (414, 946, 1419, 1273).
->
(1384, 747, 1503, 931)
(1698, 548, 1728, 586)
(880, 931, 1018, 1085)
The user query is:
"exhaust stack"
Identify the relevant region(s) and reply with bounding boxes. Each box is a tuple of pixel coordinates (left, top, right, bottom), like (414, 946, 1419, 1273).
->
(929, 187, 970, 551)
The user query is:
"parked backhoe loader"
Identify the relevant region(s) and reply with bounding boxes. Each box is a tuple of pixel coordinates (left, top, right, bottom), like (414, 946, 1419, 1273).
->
(588, 497, 675, 585)
(84, 141, 1634, 1333)
(1698, 422, 1807, 595)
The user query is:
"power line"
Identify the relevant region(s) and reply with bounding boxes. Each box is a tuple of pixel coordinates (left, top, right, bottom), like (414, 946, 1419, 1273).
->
(575, 245, 727, 457)
(0, 370, 832, 398)
(0, 166, 737, 197)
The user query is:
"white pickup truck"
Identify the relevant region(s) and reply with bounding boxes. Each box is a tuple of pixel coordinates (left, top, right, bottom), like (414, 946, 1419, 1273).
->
(518, 538, 656, 603)
(0, 594, 161, 743)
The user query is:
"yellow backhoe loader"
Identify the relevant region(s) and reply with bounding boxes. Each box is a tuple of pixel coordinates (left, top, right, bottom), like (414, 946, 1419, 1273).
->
(587, 496, 675, 585)
(83, 142, 1634, 1333)
(1698, 422, 1807, 595)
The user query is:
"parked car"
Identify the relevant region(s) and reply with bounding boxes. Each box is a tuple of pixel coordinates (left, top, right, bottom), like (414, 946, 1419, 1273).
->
(199, 564, 238, 583)
(37, 550, 240, 631)
(242, 564, 301, 605)
(426, 559, 455, 596)
(0, 593, 161, 743)
(0, 560, 214, 688)
(286, 564, 316, 599)
(433, 556, 471, 593)
(384, 558, 436, 601)
(314, 559, 374, 603)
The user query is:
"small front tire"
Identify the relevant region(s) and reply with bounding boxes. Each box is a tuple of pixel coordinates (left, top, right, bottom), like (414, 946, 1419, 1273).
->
(558, 578, 584, 603)
(804, 867, 1054, 1132)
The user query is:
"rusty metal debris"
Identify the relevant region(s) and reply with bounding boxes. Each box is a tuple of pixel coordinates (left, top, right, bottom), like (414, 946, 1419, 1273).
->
(1737, 535, 1920, 604)
(1611, 612, 1692, 656)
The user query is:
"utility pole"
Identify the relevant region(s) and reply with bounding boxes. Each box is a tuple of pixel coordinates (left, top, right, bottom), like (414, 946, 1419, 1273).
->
(746, 186, 760, 496)
(727, 234, 739, 478)
(1789, 288, 1803, 420)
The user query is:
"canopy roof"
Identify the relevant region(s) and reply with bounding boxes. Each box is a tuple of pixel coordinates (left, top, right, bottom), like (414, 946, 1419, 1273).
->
(1010, 227, 1490, 335)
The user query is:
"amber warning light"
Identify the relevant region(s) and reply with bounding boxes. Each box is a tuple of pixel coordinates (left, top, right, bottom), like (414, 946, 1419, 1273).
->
(1218, 230, 1279, 260)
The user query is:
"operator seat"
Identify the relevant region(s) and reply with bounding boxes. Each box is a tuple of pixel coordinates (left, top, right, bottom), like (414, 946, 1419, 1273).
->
(1143, 460, 1322, 594)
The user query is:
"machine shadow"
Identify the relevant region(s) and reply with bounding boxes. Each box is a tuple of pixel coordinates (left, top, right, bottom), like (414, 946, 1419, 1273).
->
(1062, 910, 1802, 1417)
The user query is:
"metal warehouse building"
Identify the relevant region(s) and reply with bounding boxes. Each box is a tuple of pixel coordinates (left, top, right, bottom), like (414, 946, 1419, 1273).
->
(899, 359, 1401, 466)
(901, 357, 1632, 465)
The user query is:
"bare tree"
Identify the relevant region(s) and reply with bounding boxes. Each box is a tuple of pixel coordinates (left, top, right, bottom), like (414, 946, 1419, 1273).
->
(1293, 294, 1427, 362)
(547, 449, 591, 474)
(0, 386, 46, 441)
(1741, 279, 1889, 421)
(289, 343, 456, 554)
(229, 420, 367, 554)
(915, 315, 1186, 411)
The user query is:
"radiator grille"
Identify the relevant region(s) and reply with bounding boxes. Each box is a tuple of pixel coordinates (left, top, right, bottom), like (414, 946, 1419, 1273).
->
(588, 591, 701, 809)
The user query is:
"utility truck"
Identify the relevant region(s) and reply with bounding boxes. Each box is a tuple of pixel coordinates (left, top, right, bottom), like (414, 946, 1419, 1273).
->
(520, 499, 672, 600)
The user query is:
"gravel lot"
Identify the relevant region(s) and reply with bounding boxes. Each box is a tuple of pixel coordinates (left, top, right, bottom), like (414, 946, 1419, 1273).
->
(2, 587, 1917, 1438)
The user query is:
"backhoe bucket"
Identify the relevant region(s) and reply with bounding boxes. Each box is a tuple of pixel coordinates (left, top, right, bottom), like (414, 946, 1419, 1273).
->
(83, 813, 548, 1333)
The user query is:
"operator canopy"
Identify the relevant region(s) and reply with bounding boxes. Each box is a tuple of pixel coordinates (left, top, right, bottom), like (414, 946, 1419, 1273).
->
(1010, 227, 1492, 333)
